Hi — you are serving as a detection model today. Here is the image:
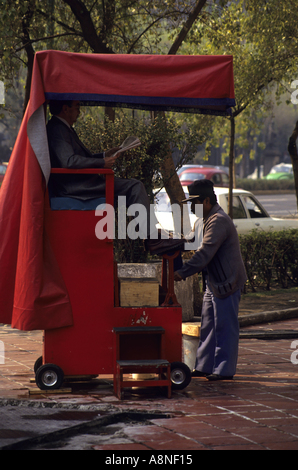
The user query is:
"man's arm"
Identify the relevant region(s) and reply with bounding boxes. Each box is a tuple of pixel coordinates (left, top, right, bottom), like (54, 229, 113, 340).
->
(48, 121, 121, 169)
(47, 121, 106, 169)
(53, 138, 106, 169)
(175, 215, 229, 280)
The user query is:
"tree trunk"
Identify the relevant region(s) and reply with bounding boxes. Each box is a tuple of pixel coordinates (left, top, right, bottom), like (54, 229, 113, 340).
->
(287, 120, 298, 210)
(105, 106, 115, 122)
(22, 1, 36, 114)
(228, 116, 235, 219)
(23, 51, 35, 115)
(158, 0, 207, 234)
(153, 110, 191, 235)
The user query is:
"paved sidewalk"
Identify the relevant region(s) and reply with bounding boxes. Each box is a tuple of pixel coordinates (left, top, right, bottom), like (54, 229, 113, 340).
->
(1, 319, 298, 450)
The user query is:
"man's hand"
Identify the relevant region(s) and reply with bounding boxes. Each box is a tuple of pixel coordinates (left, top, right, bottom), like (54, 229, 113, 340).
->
(104, 146, 121, 169)
(105, 146, 121, 158)
(174, 271, 183, 282)
(104, 154, 118, 169)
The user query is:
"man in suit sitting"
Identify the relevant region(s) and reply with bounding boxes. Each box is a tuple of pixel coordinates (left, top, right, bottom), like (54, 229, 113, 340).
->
(47, 100, 184, 255)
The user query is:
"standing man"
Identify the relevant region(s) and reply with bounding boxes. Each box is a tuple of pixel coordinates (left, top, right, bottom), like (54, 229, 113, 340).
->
(174, 180, 247, 381)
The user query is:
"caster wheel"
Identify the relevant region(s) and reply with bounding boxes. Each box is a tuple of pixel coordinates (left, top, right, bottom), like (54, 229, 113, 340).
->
(35, 364, 64, 391)
(170, 362, 191, 390)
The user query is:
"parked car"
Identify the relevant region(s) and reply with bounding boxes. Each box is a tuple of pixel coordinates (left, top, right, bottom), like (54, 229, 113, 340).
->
(154, 187, 298, 235)
(177, 164, 229, 175)
(265, 163, 294, 180)
(0, 164, 7, 184)
(179, 166, 229, 187)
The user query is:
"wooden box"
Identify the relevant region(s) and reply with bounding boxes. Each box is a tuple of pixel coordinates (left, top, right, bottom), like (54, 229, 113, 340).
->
(119, 277, 159, 307)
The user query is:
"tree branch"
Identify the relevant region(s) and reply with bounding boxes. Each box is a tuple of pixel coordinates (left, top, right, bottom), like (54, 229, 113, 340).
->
(15, 33, 80, 54)
(36, 7, 79, 35)
(62, 0, 114, 53)
(168, 0, 208, 55)
(127, 15, 165, 54)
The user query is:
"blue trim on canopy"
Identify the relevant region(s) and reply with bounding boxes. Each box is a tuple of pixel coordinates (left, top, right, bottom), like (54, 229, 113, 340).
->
(45, 92, 235, 115)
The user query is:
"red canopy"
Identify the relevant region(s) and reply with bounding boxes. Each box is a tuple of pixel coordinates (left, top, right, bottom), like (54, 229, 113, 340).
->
(0, 51, 235, 331)
(41, 51, 235, 114)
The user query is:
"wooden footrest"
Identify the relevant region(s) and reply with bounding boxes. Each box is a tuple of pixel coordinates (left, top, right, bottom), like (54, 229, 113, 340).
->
(117, 359, 169, 367)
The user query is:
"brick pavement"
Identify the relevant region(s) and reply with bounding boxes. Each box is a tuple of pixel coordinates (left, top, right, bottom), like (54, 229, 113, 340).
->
(1, 319, 298, 450)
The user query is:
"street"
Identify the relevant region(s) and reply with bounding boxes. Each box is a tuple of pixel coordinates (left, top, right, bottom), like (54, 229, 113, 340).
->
(257, 193, 298, 218)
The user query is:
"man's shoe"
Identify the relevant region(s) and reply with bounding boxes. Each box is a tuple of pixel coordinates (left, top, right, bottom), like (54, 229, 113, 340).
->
(191, 370, 209, 378)
(206, 374, 233, 381)
(145, 236, 185, 255)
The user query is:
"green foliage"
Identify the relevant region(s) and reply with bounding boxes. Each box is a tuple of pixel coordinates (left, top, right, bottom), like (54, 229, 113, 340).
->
(75, 109, 210, 200)
(2, 0, 298, 171)
(183, 0, 298, 170)
(0, 1, 206, 77)
(75, 108, 209, 263)
(236, 178, 296, 191)
(239, 229, 298, 291)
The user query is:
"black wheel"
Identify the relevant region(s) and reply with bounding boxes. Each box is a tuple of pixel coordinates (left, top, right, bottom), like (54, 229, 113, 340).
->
(170, 362, 191, 390)
(35, 364, 64, 391)
(34, 356, 43, 374)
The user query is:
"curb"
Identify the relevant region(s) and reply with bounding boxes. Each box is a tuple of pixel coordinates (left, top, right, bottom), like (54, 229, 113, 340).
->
(238, 307, 298, 327)
(0, 410, 169, 451)
(239, 329, 298, 340)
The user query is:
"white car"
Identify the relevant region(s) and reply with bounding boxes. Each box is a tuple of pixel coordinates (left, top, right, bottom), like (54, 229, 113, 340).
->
(154, 187, 298, 235)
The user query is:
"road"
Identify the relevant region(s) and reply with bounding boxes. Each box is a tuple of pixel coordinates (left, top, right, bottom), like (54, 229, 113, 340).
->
(257, 193, 298, 218)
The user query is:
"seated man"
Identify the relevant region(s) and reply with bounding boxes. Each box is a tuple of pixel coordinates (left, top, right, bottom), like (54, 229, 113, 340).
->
(47, 100, 183, 255)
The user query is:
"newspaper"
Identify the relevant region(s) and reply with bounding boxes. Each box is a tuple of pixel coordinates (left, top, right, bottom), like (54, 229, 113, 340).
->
(113, 136, 141, 156)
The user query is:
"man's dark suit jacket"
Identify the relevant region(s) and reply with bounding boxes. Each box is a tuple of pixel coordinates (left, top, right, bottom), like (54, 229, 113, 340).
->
(47, 116, 106, 200)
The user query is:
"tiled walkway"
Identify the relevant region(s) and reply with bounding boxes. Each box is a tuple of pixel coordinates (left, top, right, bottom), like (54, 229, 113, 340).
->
(1, 320, 298, 450)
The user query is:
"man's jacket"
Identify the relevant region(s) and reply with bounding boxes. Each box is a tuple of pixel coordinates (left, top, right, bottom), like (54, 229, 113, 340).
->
(177, 204, 247, 298)
(47, 116, 106, 200)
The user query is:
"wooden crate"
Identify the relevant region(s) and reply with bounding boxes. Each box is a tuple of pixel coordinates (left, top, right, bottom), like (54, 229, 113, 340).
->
(119, 277, 159, 307)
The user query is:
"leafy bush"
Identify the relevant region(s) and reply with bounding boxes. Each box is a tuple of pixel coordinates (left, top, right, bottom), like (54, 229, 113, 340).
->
(239, 229, 298, 291)
(76, 110, 207, 201)
(76, 110, 208, 263)
(236, 178, 295, 191)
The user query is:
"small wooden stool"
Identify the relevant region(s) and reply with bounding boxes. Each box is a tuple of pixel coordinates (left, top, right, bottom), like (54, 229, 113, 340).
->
(115, 359, 171, 400)
(113, 327, 172, 399)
